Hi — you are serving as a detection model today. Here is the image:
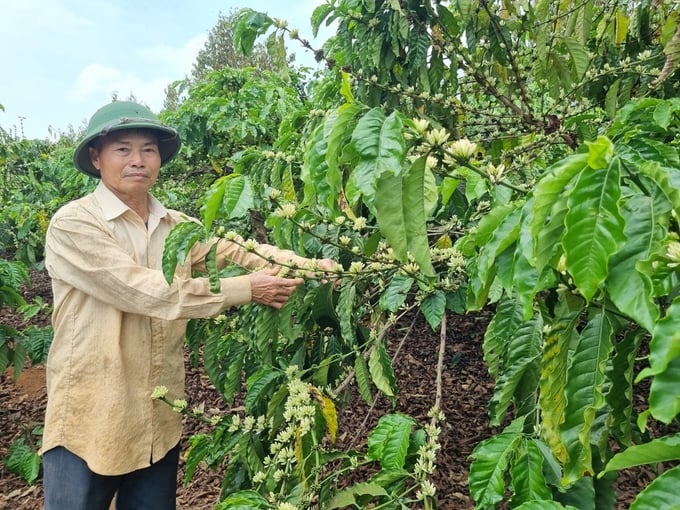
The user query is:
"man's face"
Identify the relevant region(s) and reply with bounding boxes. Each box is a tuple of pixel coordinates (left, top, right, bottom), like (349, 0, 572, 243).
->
(89, 129, 161, 198)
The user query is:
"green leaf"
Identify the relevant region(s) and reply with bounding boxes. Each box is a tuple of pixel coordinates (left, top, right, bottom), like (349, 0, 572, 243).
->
(324, 103, 362, 208)
(222, 342, 247, 405)
(509, 439, 553, 506)
(469, 204, 522, 309)
(326, 482, 389, 509)
(20, 326, 52, 364)
(3, 438, 40, 485)
(368, 339, 398, 398)
(214, 489, 270, 510)
(606, 194, 661, 331)
(653, 101, 673, 130)
(555, 476, 595, 510)
(379, 273, 414, 312)
(606, 329, 645, 446)
(470, 202, 520, 248)
(489, 314, 543, 426)
(630, 465, 680, 510)
(647, 356, 680, 423)
(420, 291, 446, 330)
(560, 312, 615, 484)
(162, 221, 205, 284)
(603, 433, 680, 475)
(200, 176, 227, 232)
(337, 282, 357, 346)
(245, 367, 281, 414)
(469, 432, 522, 508)
(232, 9, 273, 56)
(202, 325, 225, 394)
(514, 502, 578, 510)
(638, 161, 680, 212)
(10, 339, 26, 381)
(310, 3, 334, 38)
(354, 353, 373, 405)
(628, 138, 680, 168)
(205, 242, 220, 293)
(373, 157, 434, 274)
(563, 158, 626, 302)
(483, 296, 524, 378)
(184, 434, 211, 484)
(311, 282, 339, 328)
(349, 109, 406, 202)
(339, 70, 356, 103)
(221, 174, 254, 219)
(530, 153, 589, 258)
(640, 297, 680, 378)
(534, 196, 568, 273)
(605, 79, 621, 119)
(367, 413, 415, 470)
(301, 122, 333, 212)
(560, 36, 590, 79)
(513, 198, 548, 316)
(585, 136, 615, 169)
(0, 336, 10, 375)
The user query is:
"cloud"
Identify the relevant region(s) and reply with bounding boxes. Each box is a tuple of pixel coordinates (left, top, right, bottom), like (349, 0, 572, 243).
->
(139, 34, 208, 76)
(67, 64, 168, 111)
(67, 33, 208, 113)
(69, 64, 121, 98)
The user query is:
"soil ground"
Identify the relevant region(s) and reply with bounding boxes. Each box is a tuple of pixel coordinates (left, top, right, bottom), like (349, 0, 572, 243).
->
(0, 269, 666, 509)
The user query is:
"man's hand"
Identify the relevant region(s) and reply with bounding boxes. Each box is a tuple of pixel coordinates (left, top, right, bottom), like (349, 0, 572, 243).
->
(249, 267, 304, 309)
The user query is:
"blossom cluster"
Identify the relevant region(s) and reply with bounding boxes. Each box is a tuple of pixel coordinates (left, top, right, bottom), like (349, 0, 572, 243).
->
(251, 377, 319, 502)
(413, 407, 446, 501)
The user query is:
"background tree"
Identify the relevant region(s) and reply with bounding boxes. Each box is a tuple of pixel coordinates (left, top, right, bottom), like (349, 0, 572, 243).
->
(192, 10, 281, 81)
(163, 9, 289, 112)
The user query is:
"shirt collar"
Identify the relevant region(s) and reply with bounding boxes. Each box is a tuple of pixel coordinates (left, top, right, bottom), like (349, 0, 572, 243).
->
(94, 181, 169, 222)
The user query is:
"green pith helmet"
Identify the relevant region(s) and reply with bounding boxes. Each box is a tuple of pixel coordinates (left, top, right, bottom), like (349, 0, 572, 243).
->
(73, 101, 181, 178)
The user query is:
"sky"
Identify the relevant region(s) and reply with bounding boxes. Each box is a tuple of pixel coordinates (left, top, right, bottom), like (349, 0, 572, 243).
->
(0, 0, 332, 140)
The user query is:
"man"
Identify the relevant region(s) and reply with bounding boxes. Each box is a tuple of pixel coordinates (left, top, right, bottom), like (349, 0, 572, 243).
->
(42, 101, 335, 509)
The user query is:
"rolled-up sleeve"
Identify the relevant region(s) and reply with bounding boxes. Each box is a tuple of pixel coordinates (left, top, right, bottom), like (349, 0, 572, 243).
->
(46, 212, 252, 321)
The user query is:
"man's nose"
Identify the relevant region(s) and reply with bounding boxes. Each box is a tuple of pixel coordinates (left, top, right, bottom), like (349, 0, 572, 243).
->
(128, 149, 145, 166)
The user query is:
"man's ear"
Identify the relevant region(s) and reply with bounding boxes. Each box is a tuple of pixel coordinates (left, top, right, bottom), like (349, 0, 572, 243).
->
(89, 146, 100, 170)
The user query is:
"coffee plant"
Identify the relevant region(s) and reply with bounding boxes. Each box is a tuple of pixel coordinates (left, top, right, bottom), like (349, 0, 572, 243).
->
(159, 1, 680, 508)
(0, 257, 52, 380)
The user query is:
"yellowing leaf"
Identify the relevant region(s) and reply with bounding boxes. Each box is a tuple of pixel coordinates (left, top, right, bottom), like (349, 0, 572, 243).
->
(295, 427, 303, 466)
(311, 387, 338, 443)
(615, 10, 629, 45)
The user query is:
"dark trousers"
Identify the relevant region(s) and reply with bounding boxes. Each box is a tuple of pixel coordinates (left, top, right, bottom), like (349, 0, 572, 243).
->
(42, 444, 179, 510)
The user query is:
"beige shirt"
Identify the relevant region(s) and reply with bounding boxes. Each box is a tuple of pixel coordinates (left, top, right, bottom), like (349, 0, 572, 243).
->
(43, 182, 309, 475)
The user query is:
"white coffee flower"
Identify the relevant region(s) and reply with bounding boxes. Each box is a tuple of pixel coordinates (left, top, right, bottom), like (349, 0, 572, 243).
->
(667, 241, 680, 267)
(487, 163, 506, 184)
(275, 203, 297, 219)
(412, 118, 430, 134)
(172, 399, 188, 412)
(449, 138, 477, 160)
(424, 128, 450, 147)
(352, 216, 367, 231)
(150, 386, 168, 400)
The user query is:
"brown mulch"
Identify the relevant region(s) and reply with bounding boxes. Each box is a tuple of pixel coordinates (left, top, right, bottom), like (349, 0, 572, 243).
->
(0, 269, 667, 509)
